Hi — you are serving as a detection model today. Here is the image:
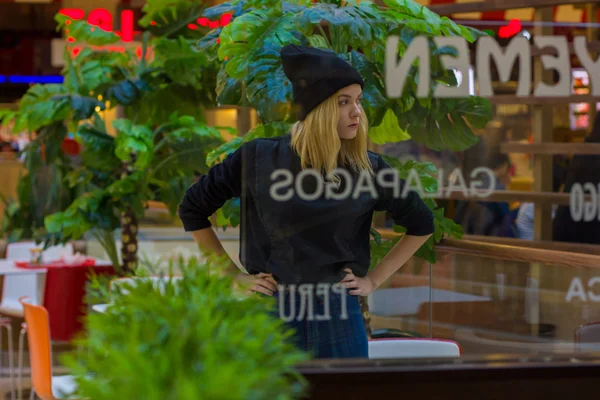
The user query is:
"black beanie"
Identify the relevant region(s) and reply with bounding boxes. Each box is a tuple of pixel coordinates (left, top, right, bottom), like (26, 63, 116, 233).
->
(280, 44, 364, 121)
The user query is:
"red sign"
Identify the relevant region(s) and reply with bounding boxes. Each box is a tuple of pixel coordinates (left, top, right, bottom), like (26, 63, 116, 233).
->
(498, 19, 522, 39)
(59, 8, 232, 43)
(60, 8, 138, 43)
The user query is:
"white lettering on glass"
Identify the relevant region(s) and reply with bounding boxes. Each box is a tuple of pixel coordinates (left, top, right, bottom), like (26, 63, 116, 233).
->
(269, 167, 498, 201)
(385, 34, 598, 98)
(569, 183, 600, 222)
(565, 277, 600, 302)
(277, 283, 348, 321)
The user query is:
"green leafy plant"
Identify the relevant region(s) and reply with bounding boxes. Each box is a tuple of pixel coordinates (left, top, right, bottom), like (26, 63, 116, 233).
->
(1, 1, 226, 273)
(62, 256, 310, 400)
(200, 0, 489, 260)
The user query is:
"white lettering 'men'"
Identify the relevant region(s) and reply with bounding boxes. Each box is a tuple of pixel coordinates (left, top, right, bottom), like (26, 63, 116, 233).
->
(386, 35, 430, 99)
(477, 36, 530, 97)
(534, 36, 571, 97)
(433, 36, 470, 98)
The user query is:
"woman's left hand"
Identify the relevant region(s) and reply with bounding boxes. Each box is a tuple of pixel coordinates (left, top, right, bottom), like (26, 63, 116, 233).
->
(341, 268, 377, 296)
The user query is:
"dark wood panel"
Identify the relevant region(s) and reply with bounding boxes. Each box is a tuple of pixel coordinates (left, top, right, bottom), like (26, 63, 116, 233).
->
(0, 3, 62, 32)
(376, 230, 600, 269)
(501, 142, 600, 155)
(427, 0, 592, 15)
(463, 234, 600, 255)
(531, 40, 600, 56)
(379, 229, 600, 256)
(489, 95, 599, 105)
(434, 190, 586, 206)
(437, 238, 600, 269)
(299, 354, 600, 400)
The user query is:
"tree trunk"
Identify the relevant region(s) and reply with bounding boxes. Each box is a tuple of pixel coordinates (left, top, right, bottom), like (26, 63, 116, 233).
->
(359, 296, 372, 339)
(120, 208, 138, 275)
(120, 155, 138, 275)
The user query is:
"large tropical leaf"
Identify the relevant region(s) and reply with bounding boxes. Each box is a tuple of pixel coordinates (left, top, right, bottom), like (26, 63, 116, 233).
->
(55, 14, 120, 46)
(244, 42, 294, 122)
(293, 1, 387, 56)
(347, 50, 387, 127)
(153, 36, 211, 88)
(0, 109, 18, 127)
(215, 62, 244, 106)
(63, 47, 131, 95)
(15, 85, 104, 132)
(44, 189, 120, 243)
(382, 0, 482, 42)
(113, 120, 154, 169)
(126, 82, 209, 125)
(206, 121, 291, 166)
(157, 114, 224, 143)
(217, 5, 306, 79)
(369, 109, 411, 144)
(380, 154, 438, 193)
(139, 0, 210, 39)
(105, 76, 152, 107)
(76, 122, 121, 172)
(152, 175, 196, 217)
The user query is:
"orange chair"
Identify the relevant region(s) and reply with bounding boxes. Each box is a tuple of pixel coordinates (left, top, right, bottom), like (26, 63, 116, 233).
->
(18, 297, 77, 400)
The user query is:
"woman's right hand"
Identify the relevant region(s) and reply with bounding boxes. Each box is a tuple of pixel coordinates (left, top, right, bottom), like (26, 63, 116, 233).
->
(234, 272, 278, 296)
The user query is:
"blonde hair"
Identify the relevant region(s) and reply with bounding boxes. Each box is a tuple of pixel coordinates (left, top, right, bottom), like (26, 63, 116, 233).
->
(289, 89, 373, 183)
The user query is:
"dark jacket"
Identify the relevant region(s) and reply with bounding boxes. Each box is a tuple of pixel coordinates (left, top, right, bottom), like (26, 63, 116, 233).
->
(178, 134, 434, 285)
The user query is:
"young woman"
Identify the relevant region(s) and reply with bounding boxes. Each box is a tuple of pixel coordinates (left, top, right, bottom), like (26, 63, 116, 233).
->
(178, 44, 434, 359)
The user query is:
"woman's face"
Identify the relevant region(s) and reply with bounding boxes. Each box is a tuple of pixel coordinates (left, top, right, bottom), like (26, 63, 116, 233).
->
(336, 84, 363, 140)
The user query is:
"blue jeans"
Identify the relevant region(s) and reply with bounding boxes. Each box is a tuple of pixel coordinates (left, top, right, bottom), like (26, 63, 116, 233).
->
(271, 284, 368, 359)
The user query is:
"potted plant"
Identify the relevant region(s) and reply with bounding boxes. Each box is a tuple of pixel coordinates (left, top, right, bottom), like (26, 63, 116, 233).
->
(63, 256, 311, 399)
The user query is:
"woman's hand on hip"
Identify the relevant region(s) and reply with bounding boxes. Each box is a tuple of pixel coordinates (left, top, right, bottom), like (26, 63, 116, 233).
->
(234, 272, 278, 296)
(341, 268, 376, 296)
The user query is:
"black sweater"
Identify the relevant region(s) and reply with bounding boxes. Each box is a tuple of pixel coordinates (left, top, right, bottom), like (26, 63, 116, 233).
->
(178, 134, 434, 285)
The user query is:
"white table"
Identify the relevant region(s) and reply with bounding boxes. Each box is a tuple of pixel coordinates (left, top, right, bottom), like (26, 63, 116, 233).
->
(0, 259, 48, 276)
(0, 258, 113, 276)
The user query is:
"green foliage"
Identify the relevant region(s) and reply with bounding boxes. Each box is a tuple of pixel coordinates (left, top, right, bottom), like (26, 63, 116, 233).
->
(207, 121, 291, 166)
(2, 4, 227, 270)
(42, 113, 224, 265)
(62, 257, 310, 400)
(12, 84, 103, 132)
(2, 0, 492, 274)
(369, 109, 411, 144)
(113, 119, 154, 169)
(199, 0, 491, 263)
(139, 0, 210, 39)
(153, 37, 211, 89)
(208, 0, 491, 147)
(55, 14, 120, 45)
(370, 155, 464, 264)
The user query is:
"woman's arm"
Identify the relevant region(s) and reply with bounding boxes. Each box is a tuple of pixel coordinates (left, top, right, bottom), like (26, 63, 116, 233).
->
(366, 233, 431, 288)
(190, 227, 238, 275)
(191, 227, 278, 295)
